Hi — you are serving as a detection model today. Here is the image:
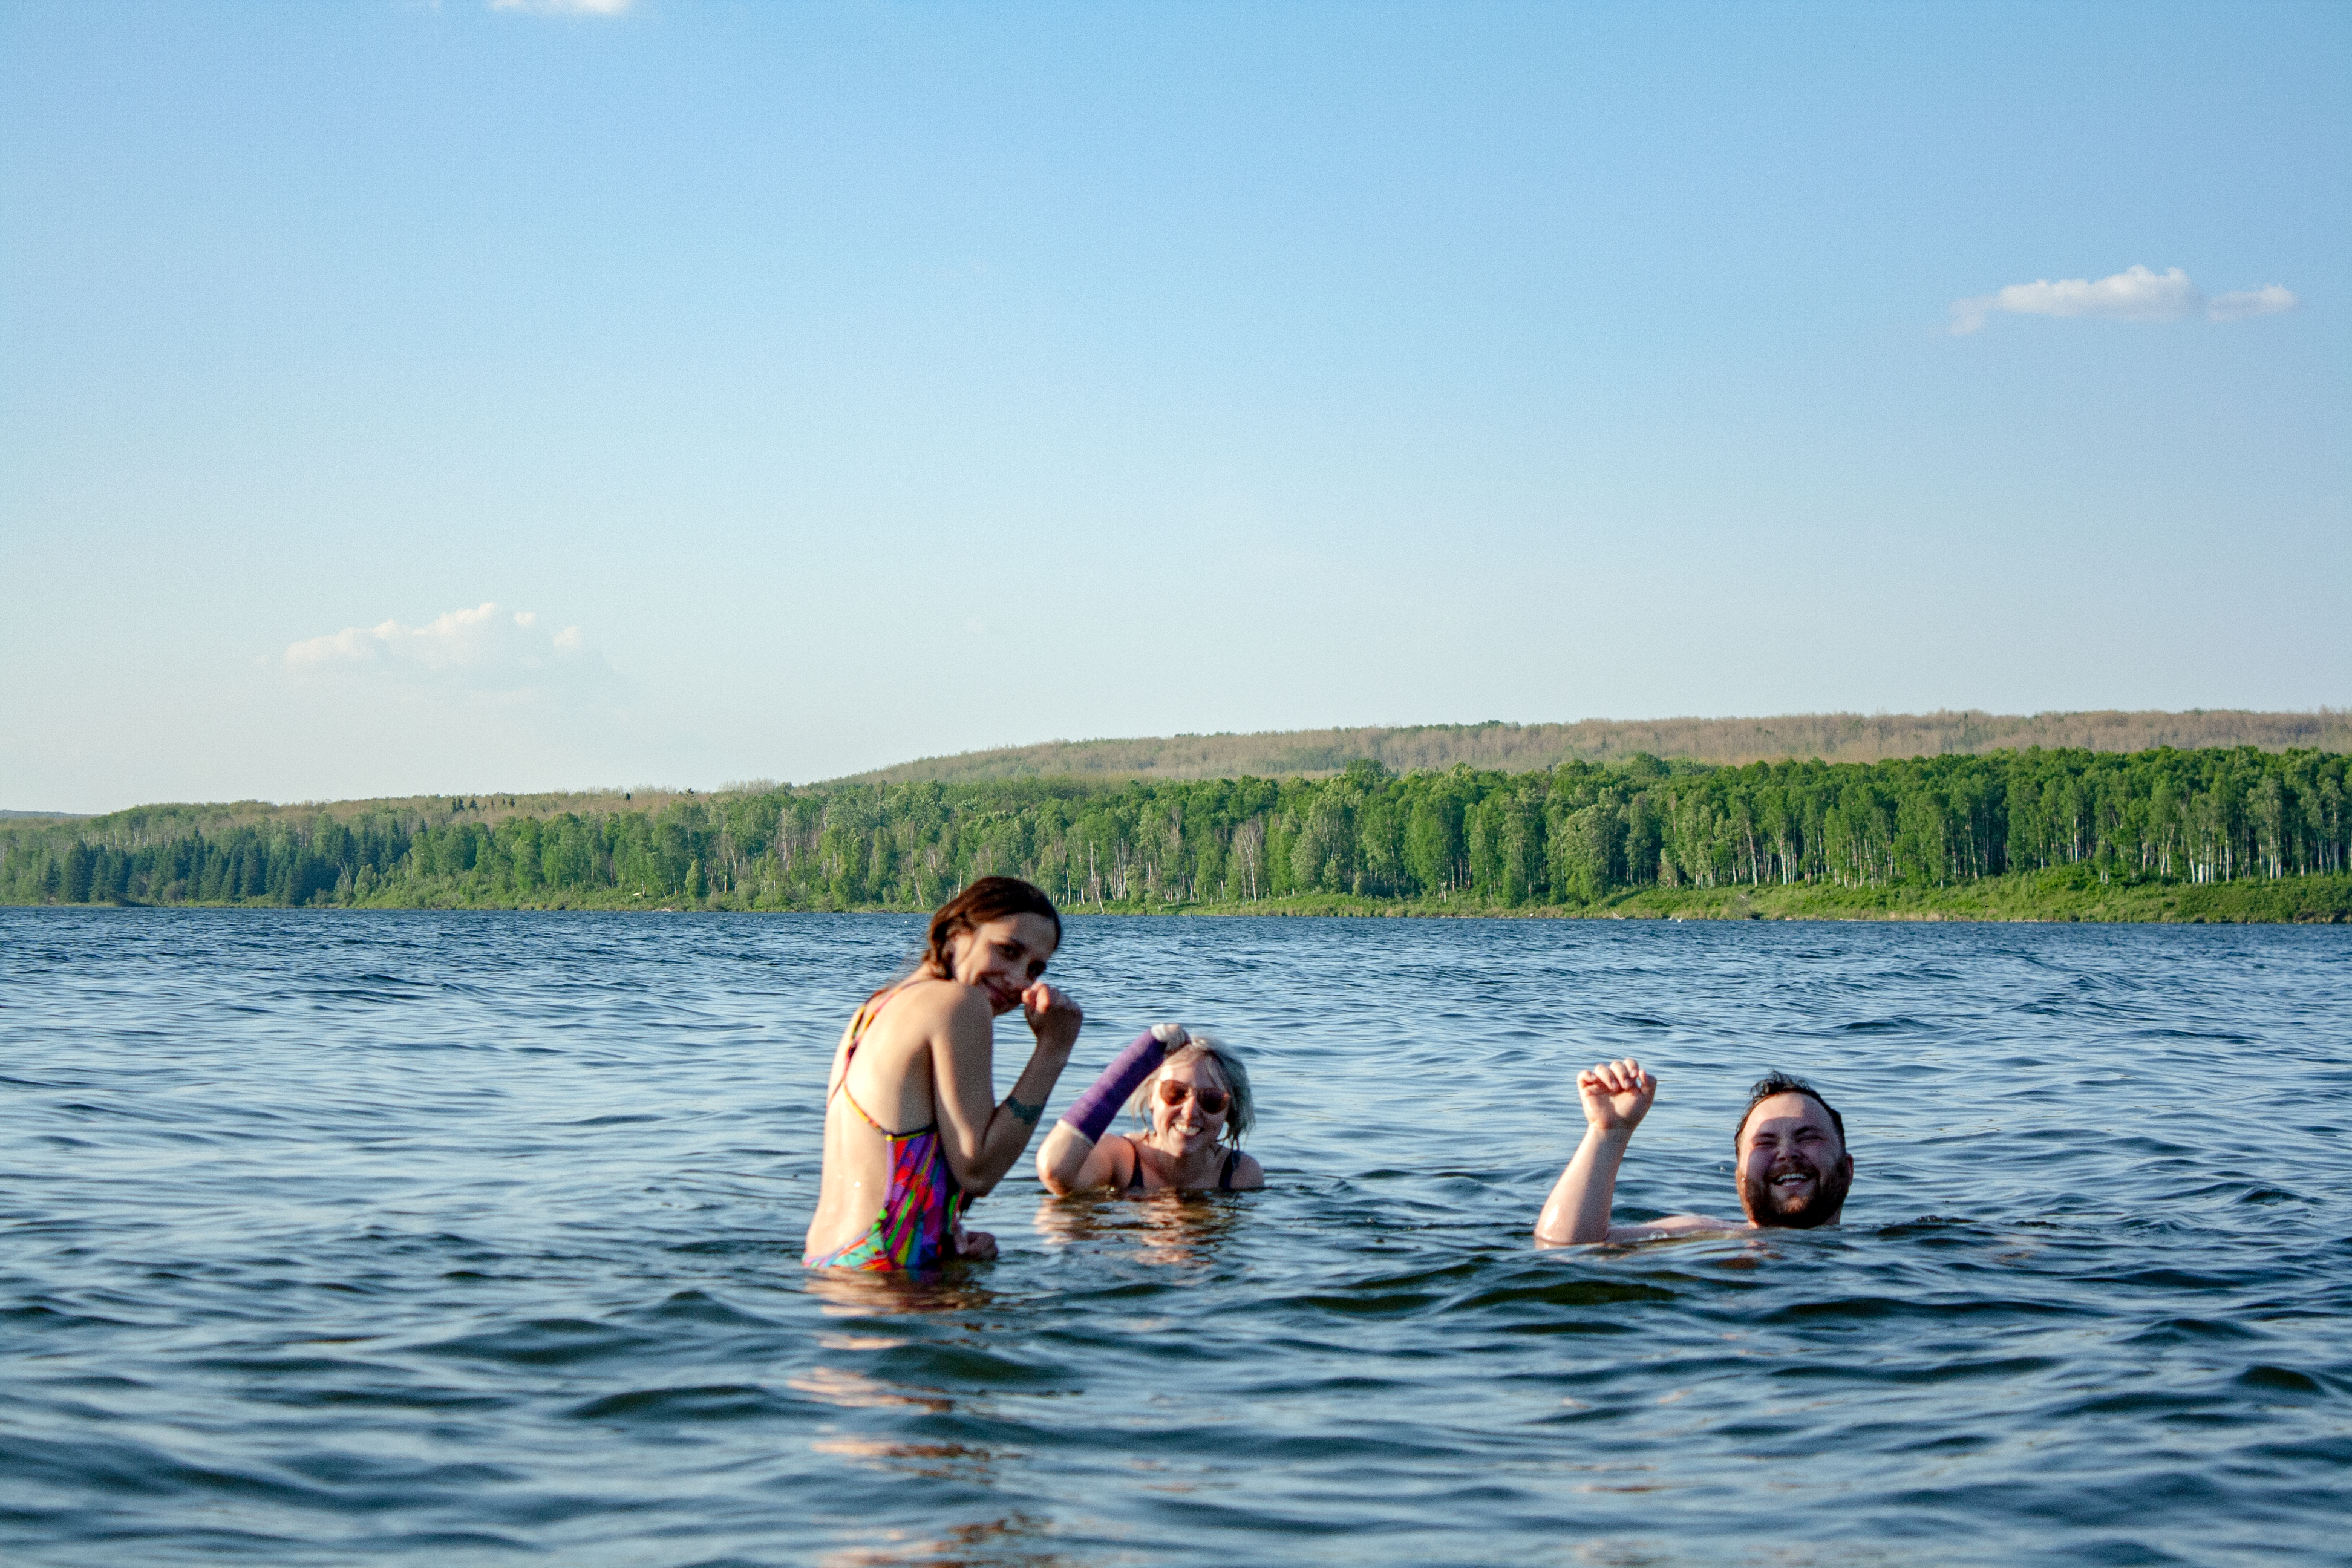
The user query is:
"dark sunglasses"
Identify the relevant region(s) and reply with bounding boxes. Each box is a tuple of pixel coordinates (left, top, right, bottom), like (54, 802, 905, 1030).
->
(1155, 1079, 1230, 1116)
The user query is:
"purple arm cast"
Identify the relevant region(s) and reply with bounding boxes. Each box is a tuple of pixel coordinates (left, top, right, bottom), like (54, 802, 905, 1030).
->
(1057, 1029, 1168, 1145)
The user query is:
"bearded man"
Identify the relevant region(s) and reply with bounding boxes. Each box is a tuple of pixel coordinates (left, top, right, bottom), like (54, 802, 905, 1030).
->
(1535, 1061, 1854, 1245)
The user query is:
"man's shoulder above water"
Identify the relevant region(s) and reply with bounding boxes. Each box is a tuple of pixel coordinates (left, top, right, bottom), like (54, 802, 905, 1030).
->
(1535, 1061, 1854, 1248)
(1599, 1212, 1750, 1243)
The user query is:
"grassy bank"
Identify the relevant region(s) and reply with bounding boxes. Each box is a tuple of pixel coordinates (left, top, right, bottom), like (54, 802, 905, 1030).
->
(1160, 868, 2352, 923)
(50, 867, 2331, 922)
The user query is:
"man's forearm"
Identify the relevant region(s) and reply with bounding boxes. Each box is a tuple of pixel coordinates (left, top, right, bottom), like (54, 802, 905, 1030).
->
(1536, 1127, 1633, 1244)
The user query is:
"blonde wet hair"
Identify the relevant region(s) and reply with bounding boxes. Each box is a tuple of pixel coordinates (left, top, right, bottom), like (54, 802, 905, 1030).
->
(1128, 1034, 1254, 1146)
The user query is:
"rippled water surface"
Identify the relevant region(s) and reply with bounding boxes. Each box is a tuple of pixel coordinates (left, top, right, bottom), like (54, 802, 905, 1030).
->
(3, 910, 2348, 1566)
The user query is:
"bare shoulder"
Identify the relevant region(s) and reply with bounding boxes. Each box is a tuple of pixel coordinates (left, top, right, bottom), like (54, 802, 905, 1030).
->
(1103, 1133, 1141, 1186)
(1605, 1213, 1748, 1243)
(1226, 1151, 1266, 1191)
(886, 978, 987, 1033)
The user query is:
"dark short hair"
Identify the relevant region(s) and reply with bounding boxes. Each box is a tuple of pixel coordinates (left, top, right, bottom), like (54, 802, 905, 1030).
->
(1734, 1073, 1846, 1150)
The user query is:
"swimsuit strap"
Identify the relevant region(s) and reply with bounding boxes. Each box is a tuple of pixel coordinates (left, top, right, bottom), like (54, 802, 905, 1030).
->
(1123, 1139, 1240, 1192)
(839, 1079, 936, 1141)
(843, 988, 903, 1059)
(831, 988, 935, 1140)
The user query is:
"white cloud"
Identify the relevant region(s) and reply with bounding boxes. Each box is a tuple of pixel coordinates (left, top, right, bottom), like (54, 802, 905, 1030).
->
(284, 602, 610, 693)
(488, 0, 635, 15)
(2207, 284, 2299, 322)
(1949, 265, 2299, 334)
(1950, 265, 2197, 333)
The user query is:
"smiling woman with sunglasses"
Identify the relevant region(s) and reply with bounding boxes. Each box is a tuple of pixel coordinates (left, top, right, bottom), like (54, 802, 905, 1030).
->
(1036, 1025, 1264, 1194)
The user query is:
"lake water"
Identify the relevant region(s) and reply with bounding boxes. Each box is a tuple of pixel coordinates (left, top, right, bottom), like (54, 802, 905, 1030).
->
(1, 910, 2347, 1566)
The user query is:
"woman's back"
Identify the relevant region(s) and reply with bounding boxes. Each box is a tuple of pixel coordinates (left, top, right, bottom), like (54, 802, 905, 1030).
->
(800, 878, 1082, 1272)
(803, 981, 964, 1267)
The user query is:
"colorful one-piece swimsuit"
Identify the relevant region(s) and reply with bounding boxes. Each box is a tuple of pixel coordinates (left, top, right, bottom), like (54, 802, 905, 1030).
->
(804, 991, 965, 1271)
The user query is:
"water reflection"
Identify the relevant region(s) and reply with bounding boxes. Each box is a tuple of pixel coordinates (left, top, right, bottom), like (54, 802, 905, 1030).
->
(815, 1511, 1073, 1568)
(808, 1424, 1061, 1568)
(785, 1364, 950, 1412)
(1032, 1190, 1247, 1269)
(802, 1267, 1003, 1318)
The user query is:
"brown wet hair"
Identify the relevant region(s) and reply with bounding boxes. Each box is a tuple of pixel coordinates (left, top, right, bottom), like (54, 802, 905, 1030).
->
(919, 876, 1062, 979)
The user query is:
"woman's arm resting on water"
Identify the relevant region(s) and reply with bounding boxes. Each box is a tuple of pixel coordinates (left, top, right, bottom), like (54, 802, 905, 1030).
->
(1033, 1124, 1123, 1193)
(935, 982, 1083, 1198)
(1037, 1024, 1184, 1194)
(1535, 1058, 1658, 1246)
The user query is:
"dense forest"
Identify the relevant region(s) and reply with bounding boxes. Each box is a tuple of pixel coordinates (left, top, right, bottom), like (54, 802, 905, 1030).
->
(4, 746, 2348, 921)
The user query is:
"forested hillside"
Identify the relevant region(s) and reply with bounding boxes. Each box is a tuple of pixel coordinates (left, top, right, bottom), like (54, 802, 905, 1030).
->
(4, 746, 2347, 922)
(845, 710, 2352, 783)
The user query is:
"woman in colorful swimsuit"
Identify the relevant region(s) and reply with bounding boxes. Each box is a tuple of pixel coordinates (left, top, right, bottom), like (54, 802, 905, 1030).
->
(1036, 1025, 1264, 1194)
(802, 877, 1083, 1270)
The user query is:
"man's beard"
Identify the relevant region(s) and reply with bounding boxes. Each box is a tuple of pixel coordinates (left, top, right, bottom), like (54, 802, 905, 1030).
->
(1741, 1154, 1851, 1230)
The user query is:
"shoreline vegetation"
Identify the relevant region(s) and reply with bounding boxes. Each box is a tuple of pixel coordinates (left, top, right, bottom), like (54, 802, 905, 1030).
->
(4, 742, 2348, 924)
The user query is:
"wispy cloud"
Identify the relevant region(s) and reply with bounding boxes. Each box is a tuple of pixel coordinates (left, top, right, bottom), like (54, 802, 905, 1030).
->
(2207, 284, 2299, 323)
(1949, 265, 2299, 335)
(488, 0, 635, 15)
(284, 602, 614, 694)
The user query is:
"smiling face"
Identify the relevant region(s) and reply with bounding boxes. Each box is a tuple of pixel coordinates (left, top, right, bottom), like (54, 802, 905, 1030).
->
(943, 912, 1058, 1014)
(1736, 1091, 1853, 1229)
(1148, 1051, 1233, 1156)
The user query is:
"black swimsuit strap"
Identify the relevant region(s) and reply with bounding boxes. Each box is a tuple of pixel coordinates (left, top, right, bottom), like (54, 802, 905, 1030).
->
(1126, 1141, 1240, 1191)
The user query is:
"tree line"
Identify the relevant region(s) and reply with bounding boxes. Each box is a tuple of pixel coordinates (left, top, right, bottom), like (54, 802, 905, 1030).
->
(3, 745, 2346, 912)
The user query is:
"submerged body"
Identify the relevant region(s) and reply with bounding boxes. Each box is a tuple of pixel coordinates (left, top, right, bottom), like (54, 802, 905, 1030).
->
(803, 881, 1082, 1270)
(1037, 1027, 1265, 1195)
(803, 988, 967, 1269)
(1535, 1060, 1853, 1246)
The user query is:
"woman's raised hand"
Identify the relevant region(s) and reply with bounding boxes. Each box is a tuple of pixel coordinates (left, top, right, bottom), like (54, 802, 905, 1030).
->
(1578, 1057, 1657, 1132)
(1022, 982, 1083, 1052)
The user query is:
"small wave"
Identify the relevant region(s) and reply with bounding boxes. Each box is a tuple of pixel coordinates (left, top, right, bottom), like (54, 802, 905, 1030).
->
(419, 1319, 658, 1369)
(566, 1383, 808, 1423)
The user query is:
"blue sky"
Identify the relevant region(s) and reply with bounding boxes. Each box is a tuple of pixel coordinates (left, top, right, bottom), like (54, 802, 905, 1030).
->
(2, 1, 2344, 810)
